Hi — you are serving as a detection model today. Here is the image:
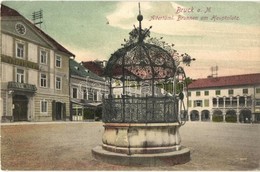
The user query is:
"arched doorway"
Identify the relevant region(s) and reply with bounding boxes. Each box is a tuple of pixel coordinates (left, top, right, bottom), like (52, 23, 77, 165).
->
(226, 110, 237, 123)
(239, 109, 251, 123)
(190, 110, 199, 121)
(212, 110, 223, 122)
(201, 110, 210, 121)
(13, 95, 28, 121)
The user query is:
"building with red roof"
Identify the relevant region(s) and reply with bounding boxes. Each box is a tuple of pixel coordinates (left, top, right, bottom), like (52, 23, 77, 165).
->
(189, 73, 260, 89)
(81, 60, 143, 98)
(186, 73, 260, 123)
(1, 4, 74, 122)
(81, 61, 105, 76)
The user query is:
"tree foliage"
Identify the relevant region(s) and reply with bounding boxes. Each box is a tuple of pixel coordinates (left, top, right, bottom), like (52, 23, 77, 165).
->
(156, 77, 193, 94)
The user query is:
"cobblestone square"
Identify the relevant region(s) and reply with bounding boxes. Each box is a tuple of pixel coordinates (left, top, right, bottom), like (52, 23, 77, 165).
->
(1, 122, 259, 170)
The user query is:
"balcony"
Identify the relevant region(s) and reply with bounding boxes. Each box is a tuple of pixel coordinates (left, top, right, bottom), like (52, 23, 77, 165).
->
(212, 105, 252, 110)
(8, 82, 37, 93)
(212, 96, 252, 110)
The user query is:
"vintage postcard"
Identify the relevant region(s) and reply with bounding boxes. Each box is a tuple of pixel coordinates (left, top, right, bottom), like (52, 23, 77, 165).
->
(1, 1, 259, 171)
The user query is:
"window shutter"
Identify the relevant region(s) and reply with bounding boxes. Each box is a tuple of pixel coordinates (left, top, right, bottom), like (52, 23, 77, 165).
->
(52, 100, 56, 121)
(63, 103, 66, 121)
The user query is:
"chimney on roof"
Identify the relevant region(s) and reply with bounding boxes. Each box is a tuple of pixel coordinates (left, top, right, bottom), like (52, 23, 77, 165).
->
(102, 60, 107, 68)
(209, 65, 218, 78)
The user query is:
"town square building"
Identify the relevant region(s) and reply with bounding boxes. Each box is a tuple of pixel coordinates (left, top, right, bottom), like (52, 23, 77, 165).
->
(70, 59, 107, 121)
(187, 73, 260, 123)
(82, 60, 143, 98)
(1, 5, 74, 122)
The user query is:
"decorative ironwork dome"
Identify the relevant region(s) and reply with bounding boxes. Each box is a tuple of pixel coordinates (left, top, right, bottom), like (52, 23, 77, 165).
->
(102, 4, 194, 124)
(104, 14, 178, 82)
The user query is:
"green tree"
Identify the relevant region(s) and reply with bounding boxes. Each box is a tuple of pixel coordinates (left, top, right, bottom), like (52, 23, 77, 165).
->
(156, 77, 193, 94)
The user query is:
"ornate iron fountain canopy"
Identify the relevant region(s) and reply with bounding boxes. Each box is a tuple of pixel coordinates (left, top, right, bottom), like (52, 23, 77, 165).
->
(102, 3, 194, 124)
(104, 7, 179, 82)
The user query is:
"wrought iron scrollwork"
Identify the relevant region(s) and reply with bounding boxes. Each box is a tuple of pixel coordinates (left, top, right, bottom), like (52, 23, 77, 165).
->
(102, 4, 194, 125)
(174, 66, 188, 126)
(102, 96, 178, 123)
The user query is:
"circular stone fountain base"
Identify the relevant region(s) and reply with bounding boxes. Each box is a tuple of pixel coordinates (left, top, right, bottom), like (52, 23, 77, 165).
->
(92, 123, 190, 166)
(92, 145, 190, 166)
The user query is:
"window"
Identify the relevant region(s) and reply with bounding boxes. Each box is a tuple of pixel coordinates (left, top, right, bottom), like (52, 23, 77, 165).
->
(256, 88, 260, 94)
(225, 97, 231, 106)
(204, 91, 209, 96)
(55, 55, 61, 68)
(247, 96, 252, 106)
(83, 89, 87, 99)
(188, 92, 191, 97)
(213, 98, 217, 106)
(72, 88, 78, 98)
(188, 100, 192, 107)
(204, 99, 209, 107)
(16, 42, 25, 58)
(16, 68, 25, 83)
(232, 97, 237, 106)
(40, 73, 47, 87)
(215, 90, 221, 95)
(228, 89, 234, 95)
(40, 100, 48, 113)
(88, 88, 93, 100)
(40, 50, 47, 64)
(219, 98, 224, 107)
(55, 76, 61, 90)
(93, 90, 97, 101)
(243, 89, 248, 94)
(256, 99, 260, 106)
(196, 91, 200, 96)
(194, 100, 203, 107)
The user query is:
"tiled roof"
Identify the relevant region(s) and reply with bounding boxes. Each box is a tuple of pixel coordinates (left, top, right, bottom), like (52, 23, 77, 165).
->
(1, 4, 21, 16)
(1, 4, 75, 57)
(81, 61, 104, 76)
(82, 61, 141, 80)
(108, 65, 141, 79)
(188, 73, 260, 89)
(70, 59, 104, 81)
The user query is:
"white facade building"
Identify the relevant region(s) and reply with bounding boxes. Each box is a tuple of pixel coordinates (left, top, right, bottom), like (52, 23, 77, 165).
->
(187, 73, 260, 123)
(1, 5, 74, 122)
(70, 59, 108, 121)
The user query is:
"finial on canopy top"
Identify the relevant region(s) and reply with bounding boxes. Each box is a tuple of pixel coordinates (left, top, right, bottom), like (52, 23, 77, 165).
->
(137, 2, 143, 25)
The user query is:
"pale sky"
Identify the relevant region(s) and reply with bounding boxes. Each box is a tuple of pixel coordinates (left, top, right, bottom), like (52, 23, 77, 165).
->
(2, 1, 260, 79)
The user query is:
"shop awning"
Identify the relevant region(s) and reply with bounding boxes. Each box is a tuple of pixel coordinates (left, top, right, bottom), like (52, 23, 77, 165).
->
(71, 99, 102, 108)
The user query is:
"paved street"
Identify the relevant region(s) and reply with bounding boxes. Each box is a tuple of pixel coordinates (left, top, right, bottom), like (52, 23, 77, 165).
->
(1, 121, 260, 170)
